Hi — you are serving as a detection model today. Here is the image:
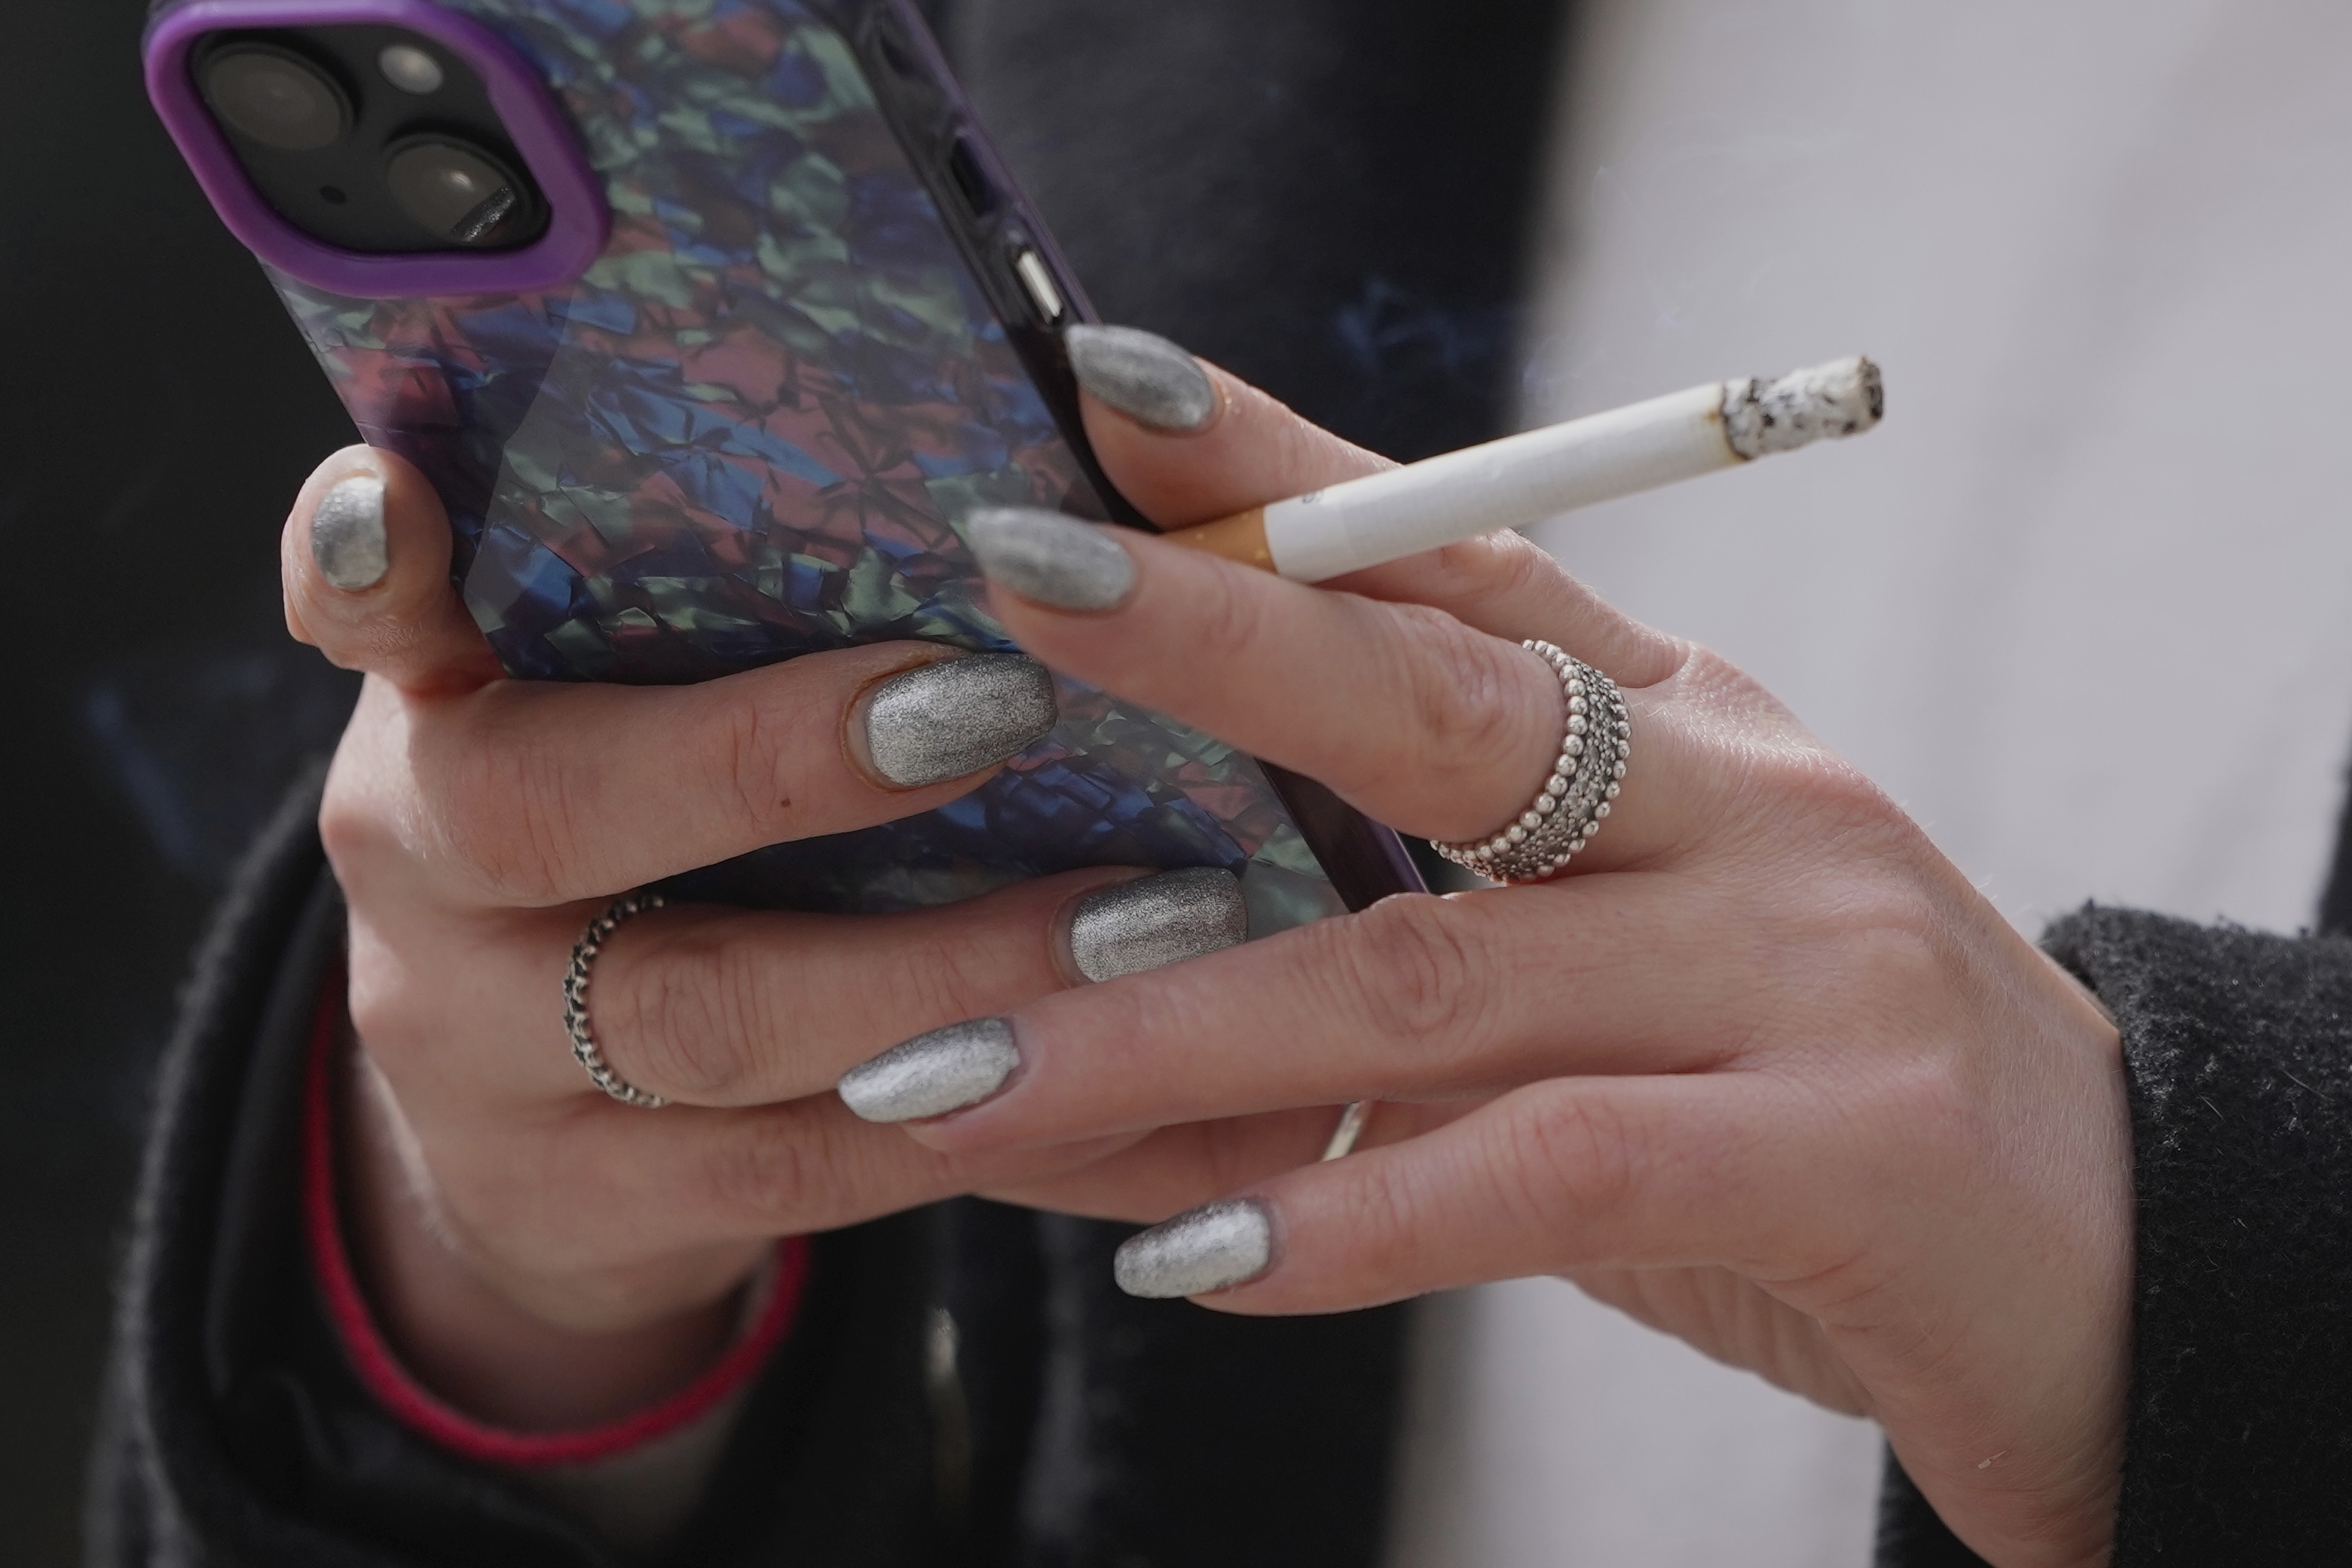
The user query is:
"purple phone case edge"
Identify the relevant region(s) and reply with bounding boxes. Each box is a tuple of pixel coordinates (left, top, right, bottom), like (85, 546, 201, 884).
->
(142, 0, 1427, 912)
(145, 0, 610, 298)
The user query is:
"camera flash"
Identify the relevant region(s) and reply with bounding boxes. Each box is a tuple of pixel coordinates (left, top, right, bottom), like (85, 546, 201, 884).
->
(378, 44, 445, 96)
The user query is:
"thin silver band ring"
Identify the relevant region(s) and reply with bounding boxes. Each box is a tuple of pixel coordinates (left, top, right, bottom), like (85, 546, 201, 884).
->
(563, 891, 670, 1109)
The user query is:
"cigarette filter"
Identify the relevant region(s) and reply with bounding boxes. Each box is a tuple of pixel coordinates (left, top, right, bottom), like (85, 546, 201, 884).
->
(1169, 356, 1883, 582)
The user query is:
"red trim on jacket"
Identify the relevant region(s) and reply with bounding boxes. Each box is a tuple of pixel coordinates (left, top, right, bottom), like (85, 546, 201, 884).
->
(301, 968, 809, 1468)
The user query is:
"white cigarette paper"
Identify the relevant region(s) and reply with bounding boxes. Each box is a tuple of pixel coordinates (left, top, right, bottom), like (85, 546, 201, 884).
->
(1249, 356, 1883, 582)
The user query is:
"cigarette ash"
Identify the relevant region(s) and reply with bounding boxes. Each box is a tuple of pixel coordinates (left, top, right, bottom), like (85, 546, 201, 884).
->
(1721, 356, 1884, 460)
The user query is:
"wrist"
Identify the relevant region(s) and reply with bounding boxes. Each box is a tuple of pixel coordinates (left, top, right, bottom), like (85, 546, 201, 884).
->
(328, 1016, 778, 1435)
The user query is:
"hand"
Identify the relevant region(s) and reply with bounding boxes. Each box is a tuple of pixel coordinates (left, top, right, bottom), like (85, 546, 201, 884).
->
(846, 335, 2133, 1567)
(286, 446, 1347, 1429)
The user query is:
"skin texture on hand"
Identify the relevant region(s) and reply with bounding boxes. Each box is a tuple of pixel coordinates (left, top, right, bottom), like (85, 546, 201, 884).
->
(280, 430, 1406, 1432)
(855, 338, 2133, 1566)
(286, 329, 2130, 1568)
(277, 447, 1270, 1428)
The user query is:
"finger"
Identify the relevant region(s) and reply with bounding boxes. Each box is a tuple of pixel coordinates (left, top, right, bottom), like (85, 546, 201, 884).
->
(283, 445, 502, 695)
(325, 641, 1063, 908)
(1066, 325, 1392, 527)
(355, 865, 1248, 1110)
(1109, 1073, 1819, 1310)
(428, 1084, 1464, 1313)
(1327, 531, 1684, 689)
(971, 513, 1714, 848)
(408, 1088, 1145, 1326)
(983, 1099, 1476, 1223)
(864, 879, 1759, 1151)
(1066, 326, 1680, 685)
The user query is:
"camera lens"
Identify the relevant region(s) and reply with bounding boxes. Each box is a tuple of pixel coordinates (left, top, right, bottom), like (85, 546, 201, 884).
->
(201, 45, 351, 152)
(385, 139, 533, 247)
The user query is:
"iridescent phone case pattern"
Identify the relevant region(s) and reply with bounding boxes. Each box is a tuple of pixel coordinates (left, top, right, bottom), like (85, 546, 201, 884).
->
(254, 0, 1348, 927)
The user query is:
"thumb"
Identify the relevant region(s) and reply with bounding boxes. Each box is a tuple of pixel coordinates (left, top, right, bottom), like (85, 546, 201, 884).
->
(282, 445, 502, 695)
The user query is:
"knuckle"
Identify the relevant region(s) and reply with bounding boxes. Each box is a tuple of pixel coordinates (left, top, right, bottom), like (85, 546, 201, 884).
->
(1502, 1086, 1644, 1226)
(596, 922, 776, 1100)
(700, 696, 800, 842)
(1725, 734, 1923, 867)
(1400, 528, 1561, 613)
(342, 923, 454, 1083)
(700, 1110, 854, 1229)
(343, 960, 417, 1067)
(1335, 894, 1493, 1053)
(427, 719, 582, 904)
(1668, 642, 1764, 703)
(889, 926, 1021, 1033)
(1451, 528, 1558, 604)
(1665, 644, 1793, 743)
(1849, 893, 1953, 1000)
(315, 690, 414, 889)
(1886, 1053, 1972, 1149)
(317, 778, 392, 891)
(316, 789, 371, 872)
(1396, 611, 1548, 790)
(1191, 560, 1277, 660)
(1321, 1155, 1427, 1283)
(1794, 753, 1909, 836)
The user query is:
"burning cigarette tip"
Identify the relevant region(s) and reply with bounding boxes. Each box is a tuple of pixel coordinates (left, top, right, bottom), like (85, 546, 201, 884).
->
(1722, 355, 1883, 460)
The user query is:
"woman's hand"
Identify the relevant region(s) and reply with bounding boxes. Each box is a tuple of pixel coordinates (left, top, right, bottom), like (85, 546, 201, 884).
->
(287, 447, 1338, 1430)
(846, 333, 2134, 1567)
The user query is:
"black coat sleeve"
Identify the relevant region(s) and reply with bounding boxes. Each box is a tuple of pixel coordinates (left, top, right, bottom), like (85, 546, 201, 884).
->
(84, 764, 954, 1568)
(1878, 906, 2352, 1564)
(86, 763, 1407, 1567)
(2052, 907, 2352, 1559)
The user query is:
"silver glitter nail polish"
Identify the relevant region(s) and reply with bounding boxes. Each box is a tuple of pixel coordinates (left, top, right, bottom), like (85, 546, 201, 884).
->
(311, 474, 389, 591)
(862, 655, 1059, 787)
(964, 506, 1136, 611)
(838, 1017, 1020, 1123)
(1068, 867, 1247, 983)
(1114, 1198, 1274, 1299)
(1064, 324, 1218, 432)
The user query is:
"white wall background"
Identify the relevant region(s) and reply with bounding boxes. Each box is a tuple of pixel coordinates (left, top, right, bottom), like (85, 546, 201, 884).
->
(1389, 2, 2352, 1563)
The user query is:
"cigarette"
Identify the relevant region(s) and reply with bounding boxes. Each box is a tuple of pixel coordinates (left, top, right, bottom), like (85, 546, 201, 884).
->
(1166, 356, 1883, 581)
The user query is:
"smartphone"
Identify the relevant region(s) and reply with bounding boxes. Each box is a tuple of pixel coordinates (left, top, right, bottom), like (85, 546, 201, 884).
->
(145, 0, 1418, 930)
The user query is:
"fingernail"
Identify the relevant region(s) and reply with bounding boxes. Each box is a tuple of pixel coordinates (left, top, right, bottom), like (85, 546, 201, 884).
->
(1065, 324, 1219, 433)
(861, 654, 1059, 787)
(839, 1017, 1020, 1123)
(965, 506, 1136, 611)
(312, 474, 389, 591)
(1068, 867, 1247, 983)
(1114, 1198, 1274, 1299)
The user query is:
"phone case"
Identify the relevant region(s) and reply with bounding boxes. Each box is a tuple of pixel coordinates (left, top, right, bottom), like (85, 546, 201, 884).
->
(147, 0, 1419, 925)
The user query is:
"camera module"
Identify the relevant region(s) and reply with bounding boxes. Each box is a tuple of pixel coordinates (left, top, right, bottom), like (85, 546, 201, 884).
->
(385, 138, 531, 246)
(181, 24, 561, 264)
(201, 44, 351, 151)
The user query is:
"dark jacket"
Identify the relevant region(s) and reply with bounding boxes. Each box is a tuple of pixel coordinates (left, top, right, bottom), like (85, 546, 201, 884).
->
(89, 2, 2352, 1562)
(93, 760, 2352, 1563)
(93, 6, 1557, 1561)
(87, 767, 1406, 1567)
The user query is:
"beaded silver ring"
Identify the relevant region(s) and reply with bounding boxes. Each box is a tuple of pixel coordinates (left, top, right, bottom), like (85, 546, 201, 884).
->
(1431, 640, 1629, 885)
(562, 891, 671, 1109)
